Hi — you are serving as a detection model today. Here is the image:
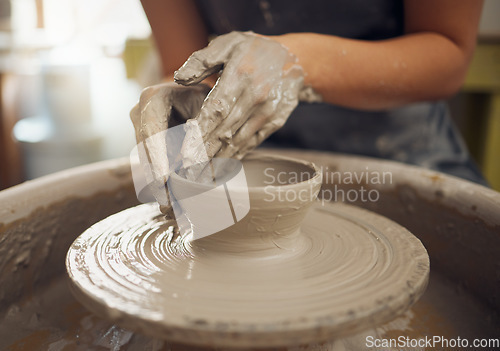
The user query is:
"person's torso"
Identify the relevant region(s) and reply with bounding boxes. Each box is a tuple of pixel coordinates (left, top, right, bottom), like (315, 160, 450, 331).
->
(196, 0, 404, 39)
(193, 0, 487, 185)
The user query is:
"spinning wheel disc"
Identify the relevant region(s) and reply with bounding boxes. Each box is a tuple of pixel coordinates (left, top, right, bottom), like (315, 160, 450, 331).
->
(66, 202, 429, 348)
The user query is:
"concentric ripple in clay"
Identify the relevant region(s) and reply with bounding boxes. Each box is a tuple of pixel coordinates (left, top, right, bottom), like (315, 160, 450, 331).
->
(66, 202, 429, 348)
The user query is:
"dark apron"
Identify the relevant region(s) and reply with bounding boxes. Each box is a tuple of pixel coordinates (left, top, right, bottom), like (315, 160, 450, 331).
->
(195, 0, 488, 185)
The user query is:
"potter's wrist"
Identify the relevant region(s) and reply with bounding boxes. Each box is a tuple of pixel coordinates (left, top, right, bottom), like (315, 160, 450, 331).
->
(269, 33, 323, 103)
(268, 33, 305, 65)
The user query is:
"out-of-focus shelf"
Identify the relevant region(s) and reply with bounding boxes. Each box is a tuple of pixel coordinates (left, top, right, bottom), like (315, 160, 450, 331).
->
(462, 42, 500, 191)
(464, 43, 500, 92)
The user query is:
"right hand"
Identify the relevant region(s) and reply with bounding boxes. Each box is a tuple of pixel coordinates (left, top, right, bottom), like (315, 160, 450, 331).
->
(174, 31, 309, 161)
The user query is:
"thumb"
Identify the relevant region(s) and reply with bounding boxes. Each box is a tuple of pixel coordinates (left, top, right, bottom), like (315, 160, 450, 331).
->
(174, 31, 247, 85)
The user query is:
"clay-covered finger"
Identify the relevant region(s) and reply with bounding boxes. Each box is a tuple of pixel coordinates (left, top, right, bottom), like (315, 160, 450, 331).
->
(132, 85, 180, 200)
(192, 57, 250, 141)
(214, 115, 265, 159)
(218, 76, 301, 160)
(234, 104, 297, 159)
(231, 132, 265, 160)
(215, 82, 287, 159)
(130, 84, 168, 143)
(203, 88, 262, 158)
(141, 92, 172, 141)
(233, 118, 282, 159)
(174, 32, 247, 85)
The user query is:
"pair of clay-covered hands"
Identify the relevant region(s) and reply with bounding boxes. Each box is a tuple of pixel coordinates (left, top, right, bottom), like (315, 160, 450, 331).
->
(131, 31, 319, 208)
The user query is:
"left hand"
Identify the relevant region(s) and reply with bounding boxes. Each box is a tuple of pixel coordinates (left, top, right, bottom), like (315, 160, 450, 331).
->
(130, 82, 210, 213)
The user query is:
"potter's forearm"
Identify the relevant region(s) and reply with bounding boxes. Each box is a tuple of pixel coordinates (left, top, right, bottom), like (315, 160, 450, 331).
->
(272, 32, 472, 110)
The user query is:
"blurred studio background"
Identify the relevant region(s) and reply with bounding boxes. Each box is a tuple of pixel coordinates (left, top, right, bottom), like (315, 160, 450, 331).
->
(0, 0, 499, 191)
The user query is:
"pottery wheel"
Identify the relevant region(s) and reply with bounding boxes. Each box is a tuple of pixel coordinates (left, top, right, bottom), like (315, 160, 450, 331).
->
(66, 202, 429, 348)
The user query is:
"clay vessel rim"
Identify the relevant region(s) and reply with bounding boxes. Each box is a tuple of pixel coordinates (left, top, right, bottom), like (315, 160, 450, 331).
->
(170, 153, 322, 192)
